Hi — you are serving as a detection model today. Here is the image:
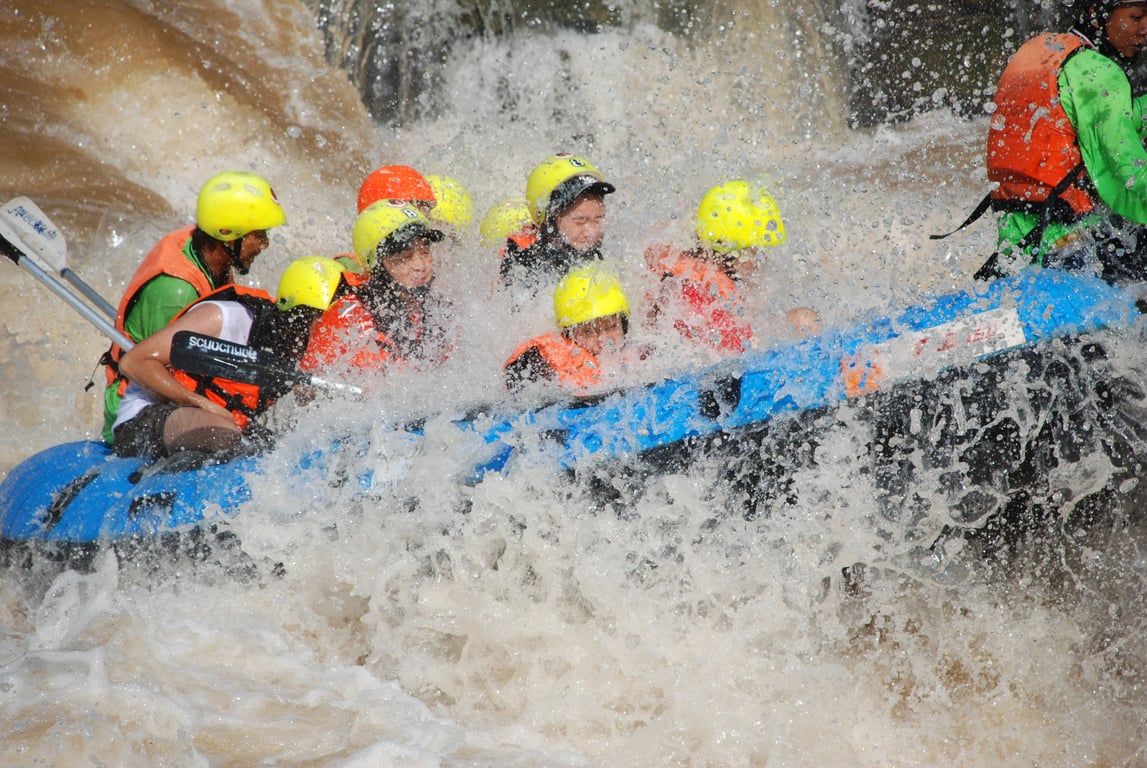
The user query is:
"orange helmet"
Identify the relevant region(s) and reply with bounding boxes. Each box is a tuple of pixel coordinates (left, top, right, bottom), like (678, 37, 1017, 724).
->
(357, 165, 437, 213)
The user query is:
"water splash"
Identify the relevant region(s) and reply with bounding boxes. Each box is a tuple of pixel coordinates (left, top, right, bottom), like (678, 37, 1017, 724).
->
(4, 1, 1147, 766)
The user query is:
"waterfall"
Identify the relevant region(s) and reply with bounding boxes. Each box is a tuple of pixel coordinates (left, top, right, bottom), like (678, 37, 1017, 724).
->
(4, 3, 1147, 767)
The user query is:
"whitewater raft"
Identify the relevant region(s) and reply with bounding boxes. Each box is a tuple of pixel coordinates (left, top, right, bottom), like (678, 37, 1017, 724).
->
(1, 268, 1142, 550)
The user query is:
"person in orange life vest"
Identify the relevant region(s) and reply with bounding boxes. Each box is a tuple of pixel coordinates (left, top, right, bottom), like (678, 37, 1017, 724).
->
(112, 257, 346, 459)
(499, 153, 615, 294)
(504, 265, 631, 393)
(303, 201, 453, 375)
(645, 180, 813, 355)
(102, 171, 286, 445)
(334, 164, 439, 273)
(976, 0, 1147, 282)
(477, 197, 537, 293)
(480, 196, 536, 255)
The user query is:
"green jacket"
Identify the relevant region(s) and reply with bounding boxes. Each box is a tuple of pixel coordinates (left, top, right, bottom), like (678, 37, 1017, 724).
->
(101, 238, 217, 443)
(997, 47, 1147, 264)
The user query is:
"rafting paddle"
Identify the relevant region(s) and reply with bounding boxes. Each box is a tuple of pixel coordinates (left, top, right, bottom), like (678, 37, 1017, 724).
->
(0, 197, 134, 350)
(0, 196, 117, 319)
(170, 331, 362, 395)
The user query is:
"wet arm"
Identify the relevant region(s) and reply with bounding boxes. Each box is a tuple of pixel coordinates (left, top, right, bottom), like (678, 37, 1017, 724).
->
(1061, 51, 1147, 223)
(118, 305, 232, 418)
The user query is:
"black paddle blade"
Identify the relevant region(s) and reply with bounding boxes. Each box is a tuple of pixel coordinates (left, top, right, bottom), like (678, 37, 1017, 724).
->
(170, 331, 304, 389)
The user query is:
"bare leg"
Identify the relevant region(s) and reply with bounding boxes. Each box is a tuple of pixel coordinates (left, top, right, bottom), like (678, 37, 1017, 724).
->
(162, 406, 242, 454)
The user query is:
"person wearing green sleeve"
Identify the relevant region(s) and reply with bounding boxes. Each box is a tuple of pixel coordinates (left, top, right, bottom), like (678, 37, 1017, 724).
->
(977, 0, 1147, 283)
(101, 171, 286, 444)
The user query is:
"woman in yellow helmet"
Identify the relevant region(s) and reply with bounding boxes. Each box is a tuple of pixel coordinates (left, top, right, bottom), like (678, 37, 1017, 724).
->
(499, 153, 616, 294)
(503, 264, 631, 392)
(303, 201, 454, 375)
(645, 179, 816, 354)
(102, 171, 287, 445)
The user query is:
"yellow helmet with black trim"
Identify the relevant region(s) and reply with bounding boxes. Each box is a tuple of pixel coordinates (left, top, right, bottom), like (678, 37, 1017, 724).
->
(553, 264, 629, 328)
(695, 180, 786, 253)
(276, 256, 347, 312)
(425, 174, 473, 229)
(196, 171, 286, 242)
(352, 200, 445, 270)
(525, 153, 616, 226)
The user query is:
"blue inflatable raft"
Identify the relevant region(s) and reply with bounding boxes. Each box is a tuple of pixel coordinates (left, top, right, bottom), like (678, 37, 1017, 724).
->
(1, 269, 1141, 549)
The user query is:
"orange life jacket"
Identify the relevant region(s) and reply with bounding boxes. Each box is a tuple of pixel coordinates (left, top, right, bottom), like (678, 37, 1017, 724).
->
(168, 285, 278, 431)
(504, 332, 604, 390)
(301, 271, 408, 371)
(104, 225, 216, 388)
(494, 227, 540, 275)
(987, 33, 1095, 217)
(644, 244, 751, 353)
(507, 228, 537, 252)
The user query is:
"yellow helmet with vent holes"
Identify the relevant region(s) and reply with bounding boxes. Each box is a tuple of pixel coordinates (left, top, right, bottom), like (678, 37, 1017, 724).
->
(695, 180, 785, 253)
(553, 264, 629, 328)
(196, 171, 286, 242)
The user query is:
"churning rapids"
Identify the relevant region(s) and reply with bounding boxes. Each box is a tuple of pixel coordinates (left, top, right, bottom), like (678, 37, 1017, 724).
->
(4, 1, 1147, 765)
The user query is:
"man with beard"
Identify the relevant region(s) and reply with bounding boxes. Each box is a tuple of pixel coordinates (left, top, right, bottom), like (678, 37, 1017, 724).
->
(644, 179, 796, 356)
(102, 171, 286, 444)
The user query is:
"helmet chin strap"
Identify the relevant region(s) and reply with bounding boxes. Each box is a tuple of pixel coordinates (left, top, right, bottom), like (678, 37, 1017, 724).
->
(228, 236, 249, 276)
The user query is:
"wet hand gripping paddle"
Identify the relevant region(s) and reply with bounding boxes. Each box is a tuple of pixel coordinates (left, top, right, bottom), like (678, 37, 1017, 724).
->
(0, 196, 133, 350)
(170, 331, 362, 396)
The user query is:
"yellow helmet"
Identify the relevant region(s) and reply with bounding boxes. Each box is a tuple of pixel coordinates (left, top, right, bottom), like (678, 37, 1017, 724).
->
(695, 180, 785, 253)
(553, 264, 630, 328)
(525, 153, 616, 226)
(196, 171, 286, 242)
(479, 197, 534, 247)
(276, 256, 347, 312)
(425, 174, 473, 229)
(352, 200, 445, 270)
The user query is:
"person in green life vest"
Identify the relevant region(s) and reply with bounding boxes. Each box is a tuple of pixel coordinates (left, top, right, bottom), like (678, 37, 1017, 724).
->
(101, 171, 286, 444)
(976, 0, 1147, 283)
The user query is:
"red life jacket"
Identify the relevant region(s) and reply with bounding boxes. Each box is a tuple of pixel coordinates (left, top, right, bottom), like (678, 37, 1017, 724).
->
(104, 225, 216, 389)
(644, 244, 752, 353)
(168, 285, 278, 431)
(987, 33, 1095, 217)
(504, 332, 604, 390)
